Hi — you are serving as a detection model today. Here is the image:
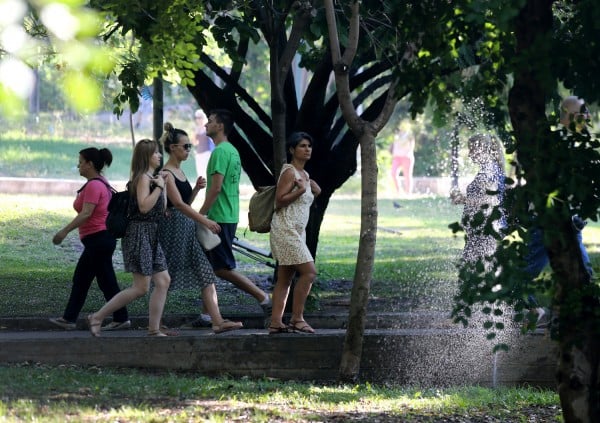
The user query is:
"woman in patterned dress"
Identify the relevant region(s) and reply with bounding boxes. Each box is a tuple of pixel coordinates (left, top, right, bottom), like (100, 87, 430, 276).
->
(268, 132, 321, 334)
(450, 134, 506, 270)
(157, 122, 243, 334)
(87, 139, 173, 337)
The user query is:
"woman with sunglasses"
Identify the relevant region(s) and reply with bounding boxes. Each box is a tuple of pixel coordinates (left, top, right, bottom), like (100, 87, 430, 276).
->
(157, 122, 243, 334)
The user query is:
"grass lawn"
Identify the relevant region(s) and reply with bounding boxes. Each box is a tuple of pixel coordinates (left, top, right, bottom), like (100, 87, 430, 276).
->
(2, 191, 600, 317)
(0, 193, 472, 317)
(0, 133, 569, 422)
(0, 363, 561, 422)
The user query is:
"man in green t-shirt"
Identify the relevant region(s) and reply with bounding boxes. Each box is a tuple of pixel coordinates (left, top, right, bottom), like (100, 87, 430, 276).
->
(199, 109, 272, 320)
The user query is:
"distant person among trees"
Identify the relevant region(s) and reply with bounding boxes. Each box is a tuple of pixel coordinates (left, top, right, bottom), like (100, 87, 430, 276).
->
(87, 139, 172, 337)
(199, 109, 272, 319)
(192, 109, 214, 179)
(268, 132, 321, 334)
(390, 121, 416, 196)
(157, 122, 243, 334)
(450, 134, 506, 268)
(50, 147, 129, 332)
(520, 96, 594, 325)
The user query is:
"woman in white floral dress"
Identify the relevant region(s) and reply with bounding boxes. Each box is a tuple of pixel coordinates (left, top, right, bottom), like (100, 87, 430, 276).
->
(269, 132, 321, 334)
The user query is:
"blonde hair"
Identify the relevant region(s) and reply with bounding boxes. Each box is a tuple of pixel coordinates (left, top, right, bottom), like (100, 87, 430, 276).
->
(158, 122, 188, 155)
(468, 133, 505, 168)
(129, 139, 158, 196)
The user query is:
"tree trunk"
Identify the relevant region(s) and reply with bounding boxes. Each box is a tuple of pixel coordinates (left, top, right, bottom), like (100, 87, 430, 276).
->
(323, 0, 397, 382)
(508, 1, 600, 421)
(339, 130, 378, 382)
(152, 77, 163, 146)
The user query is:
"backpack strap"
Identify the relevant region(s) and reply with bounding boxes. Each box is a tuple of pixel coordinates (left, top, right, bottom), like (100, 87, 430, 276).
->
(77, 177, 116, 194)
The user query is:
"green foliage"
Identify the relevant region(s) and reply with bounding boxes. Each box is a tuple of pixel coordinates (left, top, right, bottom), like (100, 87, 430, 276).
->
(0, 1, 115, 115)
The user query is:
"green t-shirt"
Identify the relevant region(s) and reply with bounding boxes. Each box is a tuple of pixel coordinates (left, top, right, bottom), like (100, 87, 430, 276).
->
(206, 141, 241, 223)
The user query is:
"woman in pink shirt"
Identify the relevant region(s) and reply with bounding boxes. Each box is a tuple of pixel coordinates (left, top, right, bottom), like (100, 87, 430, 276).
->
(49, 148, 129, 331)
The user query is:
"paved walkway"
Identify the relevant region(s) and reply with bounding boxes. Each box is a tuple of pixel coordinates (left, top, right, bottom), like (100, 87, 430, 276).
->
(0, 312, 556, 387)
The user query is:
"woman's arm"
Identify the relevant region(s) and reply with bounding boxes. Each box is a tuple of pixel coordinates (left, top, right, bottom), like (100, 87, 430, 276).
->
(136, 174, 167, 214)
(189, 176, 206, 205)
(310, 179, 321, 197)
(165, 175, 220, 233)
(52, 202, 95, 245)
(275, 168, 306, 209)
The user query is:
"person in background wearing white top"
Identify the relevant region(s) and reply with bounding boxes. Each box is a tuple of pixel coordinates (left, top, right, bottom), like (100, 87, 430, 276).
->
(193, 109, 214, 179)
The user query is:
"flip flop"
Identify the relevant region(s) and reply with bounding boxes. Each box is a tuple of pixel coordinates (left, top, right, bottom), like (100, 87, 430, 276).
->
(212, 319, 243, 334)
(289, 320, 315, 334)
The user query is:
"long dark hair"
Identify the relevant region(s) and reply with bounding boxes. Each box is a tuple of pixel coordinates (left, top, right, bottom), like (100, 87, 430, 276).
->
(80, 147, 112, 173)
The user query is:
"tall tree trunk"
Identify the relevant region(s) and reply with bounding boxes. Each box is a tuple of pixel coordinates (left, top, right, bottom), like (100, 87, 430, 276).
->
(509, 1, 600, 421)
(339, 130, 378, 381)
(324, 0, 396, 382)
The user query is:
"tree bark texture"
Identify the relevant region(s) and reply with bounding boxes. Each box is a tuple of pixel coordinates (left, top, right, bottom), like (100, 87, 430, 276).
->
(339, 130, 379, 382)
(508, 1, 600, 421)
(323, 0, 394, 383)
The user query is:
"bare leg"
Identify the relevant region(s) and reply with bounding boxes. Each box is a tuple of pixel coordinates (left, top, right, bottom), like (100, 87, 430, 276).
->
(90, 273, 150, 325)
(391, 158, 401, 194)
(202, 283, 224, 324)
(290, 261, 317, 326)
(148, 270, 170, 333)
(270, 266, 295, 329)
(214, 268, 268, 303)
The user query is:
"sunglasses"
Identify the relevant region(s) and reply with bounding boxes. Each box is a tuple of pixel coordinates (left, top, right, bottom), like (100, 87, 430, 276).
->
(174, 143, 193, 151)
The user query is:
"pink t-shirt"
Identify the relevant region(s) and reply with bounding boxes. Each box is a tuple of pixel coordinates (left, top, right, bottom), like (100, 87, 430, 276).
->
(74, 178, 111, 239)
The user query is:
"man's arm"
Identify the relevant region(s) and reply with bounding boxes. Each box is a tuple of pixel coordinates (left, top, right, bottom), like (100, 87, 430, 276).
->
(200, 172, 224, 215)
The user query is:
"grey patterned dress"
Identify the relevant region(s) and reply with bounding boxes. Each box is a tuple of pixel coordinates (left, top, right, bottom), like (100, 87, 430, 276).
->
(157, 174, 217, 291)
(460, 162, 506, 266)
(122, 188, 168, 276)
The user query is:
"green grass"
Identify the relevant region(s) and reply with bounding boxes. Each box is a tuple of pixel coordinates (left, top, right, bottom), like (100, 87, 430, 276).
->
(0, 135, 197, 180)
(0, 363, 561, 422)
(0, 193, 467, 317)
(2, 192, 600, 318)
(0, 133, 568, 422)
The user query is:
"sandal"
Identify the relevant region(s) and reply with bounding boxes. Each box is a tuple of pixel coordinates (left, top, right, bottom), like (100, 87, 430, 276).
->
(86, 314, 101, 337)
(212, 319, 243, 334)
(147, 325, 179, 336)
(289, 320, 315, 334)
(268, 325, 292, 335)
